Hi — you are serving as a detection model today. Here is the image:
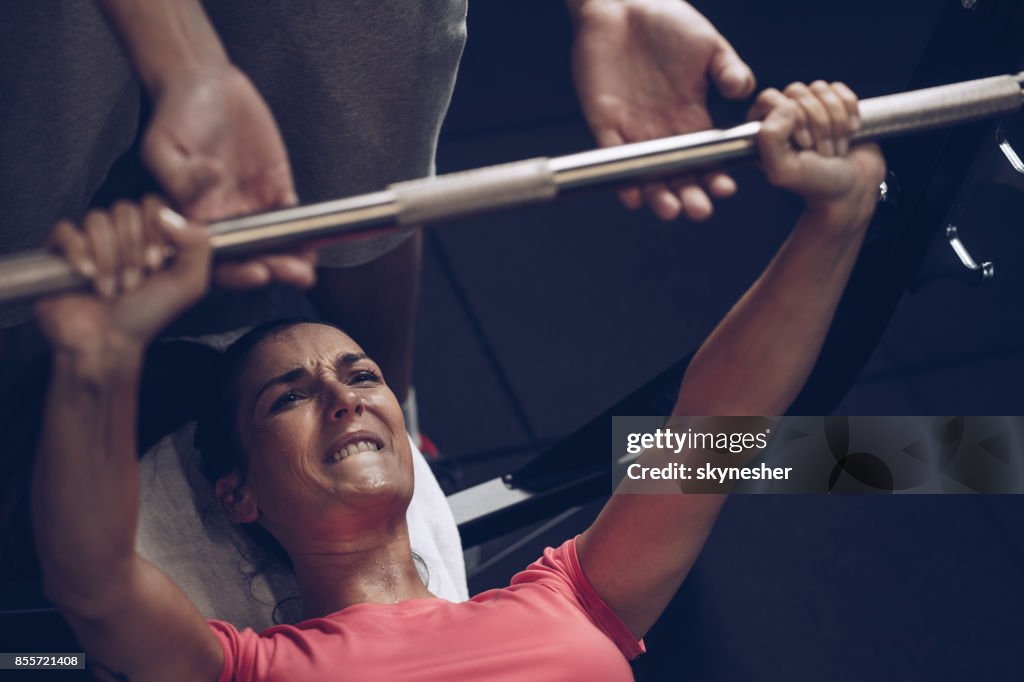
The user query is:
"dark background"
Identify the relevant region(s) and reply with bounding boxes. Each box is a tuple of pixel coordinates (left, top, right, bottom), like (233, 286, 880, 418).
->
(416, 1, 1024, 680)
(3, 1, 1024, 680)
(420, 0, 1024, 474)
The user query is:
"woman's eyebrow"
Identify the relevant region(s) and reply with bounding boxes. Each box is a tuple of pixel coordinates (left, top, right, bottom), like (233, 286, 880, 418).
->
(254, 367, 307, 405)
(336, 352, 368, 367)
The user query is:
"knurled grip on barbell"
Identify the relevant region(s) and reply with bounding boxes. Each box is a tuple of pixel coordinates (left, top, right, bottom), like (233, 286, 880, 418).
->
(857, 74, 1023, 141)
(390, 158, 558, 225)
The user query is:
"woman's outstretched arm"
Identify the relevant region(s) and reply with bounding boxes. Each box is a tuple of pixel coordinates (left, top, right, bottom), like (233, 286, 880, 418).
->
(30, 198, 316, 681)
(30, 199, 224, 681)
(577, 82, 887, 639)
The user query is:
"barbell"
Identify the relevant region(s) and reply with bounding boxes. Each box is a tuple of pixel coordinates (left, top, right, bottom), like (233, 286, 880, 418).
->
(1, 72, 1022, 306)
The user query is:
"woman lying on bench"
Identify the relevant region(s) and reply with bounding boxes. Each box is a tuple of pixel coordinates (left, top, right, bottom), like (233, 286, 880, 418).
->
(32, 82, 883, 681)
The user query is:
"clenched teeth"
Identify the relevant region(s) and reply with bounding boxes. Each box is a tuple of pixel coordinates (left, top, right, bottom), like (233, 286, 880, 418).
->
(326, 440, 381, 462)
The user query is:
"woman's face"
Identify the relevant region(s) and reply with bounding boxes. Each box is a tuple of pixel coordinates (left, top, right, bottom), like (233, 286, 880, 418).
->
(231, 323, 413, 540)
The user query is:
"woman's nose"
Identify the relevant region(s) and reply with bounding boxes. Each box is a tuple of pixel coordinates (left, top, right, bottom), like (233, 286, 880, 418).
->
(325, 381, 363, 419)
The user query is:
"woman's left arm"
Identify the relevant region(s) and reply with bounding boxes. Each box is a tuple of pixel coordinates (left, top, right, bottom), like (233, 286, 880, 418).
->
(577, 82, 887, 638)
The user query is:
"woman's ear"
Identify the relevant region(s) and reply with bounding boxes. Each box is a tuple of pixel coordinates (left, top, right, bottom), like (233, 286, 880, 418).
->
(215, 472, 259, 523)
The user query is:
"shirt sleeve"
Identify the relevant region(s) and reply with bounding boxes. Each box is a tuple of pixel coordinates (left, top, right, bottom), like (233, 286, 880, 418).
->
(510, 537, 646, 660)
(208, 619, 258, 682)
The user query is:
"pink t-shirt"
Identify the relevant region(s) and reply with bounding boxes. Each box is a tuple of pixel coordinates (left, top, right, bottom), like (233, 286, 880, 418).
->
(210, 537, 644, 681)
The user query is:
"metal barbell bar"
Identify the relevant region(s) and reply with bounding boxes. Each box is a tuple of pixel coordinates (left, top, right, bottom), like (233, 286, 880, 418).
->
(2, 72, 1022, 306)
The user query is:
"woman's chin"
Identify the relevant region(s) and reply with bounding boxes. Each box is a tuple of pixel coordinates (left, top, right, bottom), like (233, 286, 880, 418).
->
(330, 466, 413, 509)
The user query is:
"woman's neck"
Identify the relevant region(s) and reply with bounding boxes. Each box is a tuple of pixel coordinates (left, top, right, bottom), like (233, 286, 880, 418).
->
(288, 523, 435, 618)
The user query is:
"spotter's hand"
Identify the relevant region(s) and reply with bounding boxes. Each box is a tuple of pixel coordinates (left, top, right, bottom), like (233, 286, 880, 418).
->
(143, 65, 296, 223)
(569, 0, 756, 222)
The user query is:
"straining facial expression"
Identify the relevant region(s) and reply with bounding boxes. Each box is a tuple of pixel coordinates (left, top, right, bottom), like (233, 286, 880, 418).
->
(225, 323, 414, 543)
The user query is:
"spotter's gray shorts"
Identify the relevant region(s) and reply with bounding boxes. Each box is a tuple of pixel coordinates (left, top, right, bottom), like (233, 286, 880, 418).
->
(0, 0, 467, 329)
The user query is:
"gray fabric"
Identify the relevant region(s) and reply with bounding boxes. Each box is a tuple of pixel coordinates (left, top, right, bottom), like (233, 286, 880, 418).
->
(203, 0, 468, 266)
(0, 0, 468, 327)
(0, 2, 140, 327)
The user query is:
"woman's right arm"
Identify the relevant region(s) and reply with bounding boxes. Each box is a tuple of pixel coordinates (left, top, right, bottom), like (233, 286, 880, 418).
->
(28, 197, 307, 681)
(31, 319, 224, 681)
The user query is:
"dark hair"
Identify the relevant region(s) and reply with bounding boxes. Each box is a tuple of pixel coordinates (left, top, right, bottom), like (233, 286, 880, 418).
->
(194, 318, 343, 572)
